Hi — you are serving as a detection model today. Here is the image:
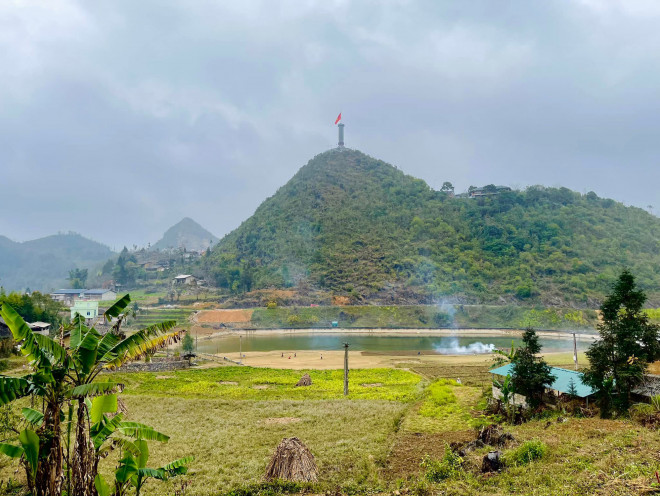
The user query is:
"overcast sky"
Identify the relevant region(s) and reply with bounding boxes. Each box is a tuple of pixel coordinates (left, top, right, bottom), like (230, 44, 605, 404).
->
(2, 0, 660, 249)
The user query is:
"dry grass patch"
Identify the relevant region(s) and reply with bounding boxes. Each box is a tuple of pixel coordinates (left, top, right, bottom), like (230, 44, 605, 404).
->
(90, 396, 407, 495)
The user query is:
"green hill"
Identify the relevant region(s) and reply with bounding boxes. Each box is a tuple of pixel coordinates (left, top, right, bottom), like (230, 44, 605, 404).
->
(152, 217, 218, 253)
(203, 148, 660, 306)
(0, 233, 114, 291)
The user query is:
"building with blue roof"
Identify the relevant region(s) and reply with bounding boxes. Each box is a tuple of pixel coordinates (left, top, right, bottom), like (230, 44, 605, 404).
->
(490, 363, 596, 407)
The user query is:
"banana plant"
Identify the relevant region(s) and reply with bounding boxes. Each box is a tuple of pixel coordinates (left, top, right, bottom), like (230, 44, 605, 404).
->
(493, 340, 518, 367)
(0, 294, 186, 496)
(90, 395, 192, 496)
(0, 428, 40, 494)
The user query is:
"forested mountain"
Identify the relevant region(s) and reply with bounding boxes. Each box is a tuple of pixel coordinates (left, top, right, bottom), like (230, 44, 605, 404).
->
(152, 217, 218, 252)
(203, 149, 660, 306)
(0, 233, 114, 291)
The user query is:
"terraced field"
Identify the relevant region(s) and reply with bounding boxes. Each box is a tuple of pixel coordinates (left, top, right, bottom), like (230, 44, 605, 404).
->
(129, 306, 193, 328)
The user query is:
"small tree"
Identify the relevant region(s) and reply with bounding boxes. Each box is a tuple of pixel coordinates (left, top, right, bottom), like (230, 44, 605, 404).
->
(583, 269, 660, 416)
(511, 328, 555, 410)
(182, 333, 194, 354)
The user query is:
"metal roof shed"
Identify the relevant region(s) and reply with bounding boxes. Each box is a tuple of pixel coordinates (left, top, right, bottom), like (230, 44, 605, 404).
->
(490, 363, 596, 398)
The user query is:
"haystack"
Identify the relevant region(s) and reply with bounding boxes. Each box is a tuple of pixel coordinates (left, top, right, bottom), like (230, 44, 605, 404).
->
(295, 373, 312, 387)
(264, 437, 318, 482)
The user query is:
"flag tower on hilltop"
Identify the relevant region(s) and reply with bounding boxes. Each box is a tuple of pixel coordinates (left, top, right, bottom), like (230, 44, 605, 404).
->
(335, 113, 344, 148)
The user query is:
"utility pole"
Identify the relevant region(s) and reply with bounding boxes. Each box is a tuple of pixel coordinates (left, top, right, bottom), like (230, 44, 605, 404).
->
(239, 334, 243, 365)
(343, 342, 349, 396)
(573, 333, 578, 370)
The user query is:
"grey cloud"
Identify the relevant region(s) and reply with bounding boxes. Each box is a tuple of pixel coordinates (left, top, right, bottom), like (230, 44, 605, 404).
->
(1, 0, 659, 247)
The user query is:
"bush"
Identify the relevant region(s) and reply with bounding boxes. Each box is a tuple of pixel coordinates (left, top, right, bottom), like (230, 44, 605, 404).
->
(421, 444, 463, 482)
(266, 301, 277, 309)
(0, 359, 8, 373)
(505, 440, 548, 466)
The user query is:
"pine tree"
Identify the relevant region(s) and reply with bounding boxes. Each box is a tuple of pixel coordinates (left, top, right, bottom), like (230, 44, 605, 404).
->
(583, 269, 660, 416)
(511, 328, 555, 409)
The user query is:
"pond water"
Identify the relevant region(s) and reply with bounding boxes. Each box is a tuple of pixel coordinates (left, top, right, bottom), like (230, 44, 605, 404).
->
(195, 330, 595, 355)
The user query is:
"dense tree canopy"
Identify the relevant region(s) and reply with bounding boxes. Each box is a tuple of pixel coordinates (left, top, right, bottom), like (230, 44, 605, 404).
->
(584, 270, 660, 416)
(202, 149, 660, 305)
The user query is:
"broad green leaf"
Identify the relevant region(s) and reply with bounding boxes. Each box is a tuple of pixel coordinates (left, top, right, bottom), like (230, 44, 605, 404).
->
(115, 453, 138, 483)
(104, 294, 131, 322)
(21, 407, 44, 427)
(97, 332, 121, 360)
(105, 328, 183, 369)
(112, 438, 142, 457)
(94, 474, 112, 496)
(74, 331, 100, 375)
(92, 413, 123, 450)
(33, 334, 67, 364)
(119, 422, 169, 442)
(135, 439, 149, 469)
(0, 443, 23, 458)
(91, 394, 118, 424)
(0, 376, 30, 406)
(139, 320, 177, 338)
(137, 467, 166, 480)
(161, 456, 194, 475)
(0, 304, 49, 366)
(69, 314, 89, 349)
(71, 382, 117, 398)
(19, 429, 39, 482)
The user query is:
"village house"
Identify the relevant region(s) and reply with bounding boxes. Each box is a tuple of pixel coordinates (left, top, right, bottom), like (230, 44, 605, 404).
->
(50, 289, 85, 305)
(70, 300, 99, 321)
(28, 321, 51, 336)
(468, 185, 512, 198)
(490, 363, 596, 407)
(173, 274, 196, 285)
(80, 288, 117, 301)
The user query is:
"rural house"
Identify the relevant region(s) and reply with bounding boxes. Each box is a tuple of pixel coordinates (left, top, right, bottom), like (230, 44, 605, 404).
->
(173, 274, 196, 285)
(80, 288, 117, 301)
(28, 321, 51, 335)
(50, 289, 85, 305)
(490, 363, 596, 407)
(70, 300, 99, 321)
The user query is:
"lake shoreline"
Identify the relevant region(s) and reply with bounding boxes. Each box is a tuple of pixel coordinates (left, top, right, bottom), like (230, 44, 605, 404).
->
(192, 326, 599, 342)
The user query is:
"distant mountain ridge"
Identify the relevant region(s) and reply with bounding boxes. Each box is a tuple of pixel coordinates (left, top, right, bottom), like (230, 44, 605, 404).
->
(151, 217, 218, 253)
(203, 148, 660, 306)
(0, 233, 114, 292)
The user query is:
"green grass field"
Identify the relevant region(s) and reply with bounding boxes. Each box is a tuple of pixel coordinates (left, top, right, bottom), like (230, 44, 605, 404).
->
(3, 362, 660, 495)
(111, 366, 423, 401)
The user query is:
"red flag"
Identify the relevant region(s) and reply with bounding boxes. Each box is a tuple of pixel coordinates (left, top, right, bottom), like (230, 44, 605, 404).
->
(335, 113, 342, 125)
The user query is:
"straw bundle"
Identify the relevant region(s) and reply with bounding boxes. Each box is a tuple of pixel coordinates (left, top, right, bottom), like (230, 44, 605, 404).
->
(264, 437, 318, 482)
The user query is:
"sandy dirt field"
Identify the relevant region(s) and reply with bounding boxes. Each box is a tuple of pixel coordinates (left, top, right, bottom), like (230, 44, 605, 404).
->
(195, 309, 254, 323)
(202, 349, 580, 371)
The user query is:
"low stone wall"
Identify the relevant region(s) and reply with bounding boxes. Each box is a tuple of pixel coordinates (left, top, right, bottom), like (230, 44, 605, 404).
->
(117, 358, 190, 372)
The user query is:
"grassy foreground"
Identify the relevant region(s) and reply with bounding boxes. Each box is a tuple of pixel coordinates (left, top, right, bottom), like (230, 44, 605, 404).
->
(2, 362, 660, 495)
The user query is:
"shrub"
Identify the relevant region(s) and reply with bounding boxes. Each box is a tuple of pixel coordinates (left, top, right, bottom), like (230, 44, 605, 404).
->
(0, 359, 8, 373)
(421, 444, 463, 482)
(505, 440, 548, 466)
(266, 301, 277, 309)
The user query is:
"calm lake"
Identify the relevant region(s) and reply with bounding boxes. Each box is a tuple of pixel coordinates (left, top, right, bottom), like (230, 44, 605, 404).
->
(194, 330, 596, 355)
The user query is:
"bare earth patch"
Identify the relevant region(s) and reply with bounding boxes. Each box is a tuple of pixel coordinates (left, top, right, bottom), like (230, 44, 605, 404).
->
(219, 381, 239, 385)
(263, 417, 302, 425)
(155, 375, 174, 379)
(253, 384, 270, 389)
(361, 383, 383, 388)
(196, 309, 254, 323)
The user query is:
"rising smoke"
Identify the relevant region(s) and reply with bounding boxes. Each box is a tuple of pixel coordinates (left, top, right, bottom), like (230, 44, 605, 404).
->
(435, 299, 496, 354)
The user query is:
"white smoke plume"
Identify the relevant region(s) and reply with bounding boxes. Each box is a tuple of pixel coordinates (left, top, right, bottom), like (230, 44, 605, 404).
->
(434, 337, 495, 355)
